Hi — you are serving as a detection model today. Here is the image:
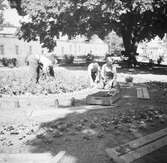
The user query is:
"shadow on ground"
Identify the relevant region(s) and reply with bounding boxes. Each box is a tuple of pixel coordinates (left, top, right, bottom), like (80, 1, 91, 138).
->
(58, 62, 167, 75)
(57, 97, 87, 109)
(118, 66, 167, 75)
(25, 85, 167, 163)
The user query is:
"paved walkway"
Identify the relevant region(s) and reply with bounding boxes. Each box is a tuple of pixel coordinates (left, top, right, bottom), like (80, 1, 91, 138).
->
(0, 151, 77, 163)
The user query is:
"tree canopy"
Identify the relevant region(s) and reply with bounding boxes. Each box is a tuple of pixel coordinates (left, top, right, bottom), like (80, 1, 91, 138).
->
(105, 31, 123, 55)
(0, 0, 7, 25)
(8, 0, 167, 55)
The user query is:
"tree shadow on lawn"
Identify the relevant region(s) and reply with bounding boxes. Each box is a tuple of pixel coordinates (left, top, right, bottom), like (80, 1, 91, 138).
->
(58, 64, 88, 71)
(25, 85, 167, 163)
(118, 63, 167, 75)
(26, 108, 137, 163)
(59, 62, 167, 76)
(26, 107, 167, 163)
(58, 62, 106, 71)
(57, 98, 86, 109)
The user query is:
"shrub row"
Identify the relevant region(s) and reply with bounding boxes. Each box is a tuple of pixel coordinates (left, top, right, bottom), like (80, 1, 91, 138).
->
(0, 58, 17, 67)
(63, 55, 74, 64)
(58, 54, 96, 64)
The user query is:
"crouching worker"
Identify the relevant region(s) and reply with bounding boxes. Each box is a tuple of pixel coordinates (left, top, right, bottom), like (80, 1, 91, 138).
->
(88, 62, 101, 87)
(101, 57, 118, 90)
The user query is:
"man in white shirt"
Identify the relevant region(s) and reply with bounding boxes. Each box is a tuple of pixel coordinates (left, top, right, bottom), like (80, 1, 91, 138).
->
(27, 54, 40, 83)
(88, 62, 101, 87)
(27, 54, 54, 83)
(101, 57, 117, 90)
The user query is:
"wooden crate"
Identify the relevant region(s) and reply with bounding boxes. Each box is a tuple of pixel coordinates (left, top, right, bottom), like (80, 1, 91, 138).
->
(86, 90, 121, 105)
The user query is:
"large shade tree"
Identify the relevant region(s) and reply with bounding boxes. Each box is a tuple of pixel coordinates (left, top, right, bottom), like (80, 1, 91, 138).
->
(8, 0, 167, 61)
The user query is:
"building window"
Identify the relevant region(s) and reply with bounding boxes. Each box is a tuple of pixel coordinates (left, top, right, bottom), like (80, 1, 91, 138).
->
(29, 46, 32, 55)
(78, 45, 81, 53)
(0, 45, 4, 55)
(69, 44, 72, 53)
(74, 44, 77, 55)
(16, 45, 19, 55)
(61, 46, 64, 55)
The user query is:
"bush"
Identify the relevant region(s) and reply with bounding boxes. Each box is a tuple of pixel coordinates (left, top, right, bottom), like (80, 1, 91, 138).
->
(149, 59, 154, 68)
(105, 53, 112, 60)
(63, 54, 74, 64)
(86, 53, 94, 63)
(125, 76, 133, 83)
(0, 58, 17, 67)
(157, 56, 164, 65)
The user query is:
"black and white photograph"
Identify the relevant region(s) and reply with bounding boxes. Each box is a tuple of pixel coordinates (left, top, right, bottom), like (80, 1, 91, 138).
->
(0, 0, 167, 162)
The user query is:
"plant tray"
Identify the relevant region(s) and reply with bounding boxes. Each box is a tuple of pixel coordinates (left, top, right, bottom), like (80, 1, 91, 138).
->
(86, 90, 121, 105)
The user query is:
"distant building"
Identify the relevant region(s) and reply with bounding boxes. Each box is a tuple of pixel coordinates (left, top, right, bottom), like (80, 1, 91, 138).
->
(0, 25, 43, 65)
(0, 25, 108, 66)
(137, 35, 167, 63)
(54, 35, 108, 57)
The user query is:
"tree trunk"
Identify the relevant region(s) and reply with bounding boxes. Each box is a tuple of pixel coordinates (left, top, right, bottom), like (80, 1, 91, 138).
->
(122, 31, 132, 53)
(122, 30, 137, 68)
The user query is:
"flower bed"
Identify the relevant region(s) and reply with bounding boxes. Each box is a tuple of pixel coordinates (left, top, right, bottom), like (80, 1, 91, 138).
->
(0, 58, 17, 67)
(0, 67, 89, 96)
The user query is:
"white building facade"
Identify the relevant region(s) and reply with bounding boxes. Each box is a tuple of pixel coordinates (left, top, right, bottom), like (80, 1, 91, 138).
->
(0, 26, 108, 65)
(137, 35, 167, 64)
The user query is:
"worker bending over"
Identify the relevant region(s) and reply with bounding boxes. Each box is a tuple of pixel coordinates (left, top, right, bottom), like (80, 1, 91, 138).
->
(101, 57, 117, 90)
(88, 62, 101, 87)
(27, 54, 54, 83)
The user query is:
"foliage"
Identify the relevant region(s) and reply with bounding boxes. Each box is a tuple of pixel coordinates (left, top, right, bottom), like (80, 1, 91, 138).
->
(63, 54, 74, 64)
(86, 53, 94, 63)
(149, 58, 154, 67)
(105, 31, 124, 55)
(125, 76, 133, 83)
(0, 0, 7, 25)
(157, 56, 164, 65)
(8, 0, 167, 61)
(0, 58, 17, 67)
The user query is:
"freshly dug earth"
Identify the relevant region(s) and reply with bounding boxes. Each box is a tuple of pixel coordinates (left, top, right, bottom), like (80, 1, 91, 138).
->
(0, 83, 167, 163)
